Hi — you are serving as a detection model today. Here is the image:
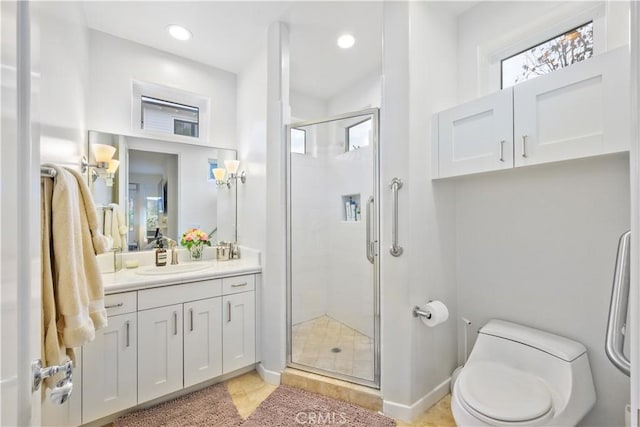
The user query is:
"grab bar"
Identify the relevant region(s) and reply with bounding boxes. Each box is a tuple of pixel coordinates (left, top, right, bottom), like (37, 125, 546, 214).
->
(366, 196, 375, 264)
(605, 230, 631, 376)
(389, 178, 403, 257)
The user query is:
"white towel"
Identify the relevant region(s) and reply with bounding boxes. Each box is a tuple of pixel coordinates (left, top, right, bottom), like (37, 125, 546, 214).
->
(42, 164, 108, 357)
(107, 203, 128, 250)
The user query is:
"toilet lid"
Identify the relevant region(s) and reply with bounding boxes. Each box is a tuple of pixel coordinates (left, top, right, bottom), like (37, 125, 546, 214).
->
(458, 362, 553, 423)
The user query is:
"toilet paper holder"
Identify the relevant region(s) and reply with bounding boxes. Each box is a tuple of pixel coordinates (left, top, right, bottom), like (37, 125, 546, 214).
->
(412, 305, 432, 319)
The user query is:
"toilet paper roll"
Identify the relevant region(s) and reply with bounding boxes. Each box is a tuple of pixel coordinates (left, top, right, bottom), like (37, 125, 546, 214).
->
(420, 300, 449, 327)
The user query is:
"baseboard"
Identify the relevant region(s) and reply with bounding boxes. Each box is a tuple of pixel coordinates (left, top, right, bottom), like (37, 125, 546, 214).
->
(257, 363, 281, 385)
(382, 377, 451, 422)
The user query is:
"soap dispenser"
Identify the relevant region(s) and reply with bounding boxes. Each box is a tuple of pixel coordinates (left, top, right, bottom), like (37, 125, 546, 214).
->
(155, 240, 167, 267)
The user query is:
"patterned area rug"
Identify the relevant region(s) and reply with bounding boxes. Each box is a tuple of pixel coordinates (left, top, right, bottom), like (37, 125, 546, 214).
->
(244, 384, 396, 427)
(115, 383, 395, 427)
(114, 383, 243, 427)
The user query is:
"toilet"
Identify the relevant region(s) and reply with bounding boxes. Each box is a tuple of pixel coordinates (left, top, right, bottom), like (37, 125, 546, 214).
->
(451, 319, 596, 426)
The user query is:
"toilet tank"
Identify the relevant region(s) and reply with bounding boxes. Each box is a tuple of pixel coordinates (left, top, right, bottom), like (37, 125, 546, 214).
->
(477, 319, 587, 363)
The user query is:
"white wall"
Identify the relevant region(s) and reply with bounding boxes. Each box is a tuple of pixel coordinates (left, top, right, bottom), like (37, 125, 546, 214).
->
(87, 30, 237, 149)
(290, 91, 326, 122)
(453, 2, 631, 426)
(456, 154, 630, 427)
(457, 1, 630, 103)
(36, 3, 89, 425)
(327, 70, 381, 116)
(38, 2, 89, 169)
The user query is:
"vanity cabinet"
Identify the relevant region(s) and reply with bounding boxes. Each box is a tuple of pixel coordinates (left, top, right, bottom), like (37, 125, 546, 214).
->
(434, 47, 630, 179)
(67, 273, 258, 426)
(184, 297, 223, 387)
(223, 291, 256, 373)
(138, 304, 184, 403)
(82, 313, 137, 423)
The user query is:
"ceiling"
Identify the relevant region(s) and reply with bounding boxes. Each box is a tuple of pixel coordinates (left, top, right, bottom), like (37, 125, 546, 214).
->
(82, 1, 478, 102)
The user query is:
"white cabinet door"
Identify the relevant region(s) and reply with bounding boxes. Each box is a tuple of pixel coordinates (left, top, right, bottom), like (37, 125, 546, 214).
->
(138, 304, 183, 403)
(222, 291, 256, 373)
(183, 297, 222, 387)
(436, 88, 513, 178)
(514, 47, 630, 167)
(82, 313, 137, 423)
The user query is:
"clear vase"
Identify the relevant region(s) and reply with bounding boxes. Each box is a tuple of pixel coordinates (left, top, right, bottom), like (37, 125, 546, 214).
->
(189, 244, 204, 261)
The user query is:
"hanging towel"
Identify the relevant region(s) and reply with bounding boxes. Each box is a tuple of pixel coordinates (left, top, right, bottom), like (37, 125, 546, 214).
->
(107, 203, 128, 250)
(41, 164, 109, 381)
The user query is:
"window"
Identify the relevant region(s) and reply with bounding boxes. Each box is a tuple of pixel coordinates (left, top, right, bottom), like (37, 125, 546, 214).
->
(141, 96, 199, 138)
(501, 21, 594, 89)
(346, 118, 372, 152)
(290, 128, 306, 154)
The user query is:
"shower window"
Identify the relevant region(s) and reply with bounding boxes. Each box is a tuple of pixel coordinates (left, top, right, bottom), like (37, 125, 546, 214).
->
(346, 118, 372, 152)
(501, 21, 594, 89)
(291, 128, 306, 154)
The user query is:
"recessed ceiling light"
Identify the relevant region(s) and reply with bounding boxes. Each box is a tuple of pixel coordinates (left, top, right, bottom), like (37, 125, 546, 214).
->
(167, 25, 192, 41)
(337, 34, 355, 49)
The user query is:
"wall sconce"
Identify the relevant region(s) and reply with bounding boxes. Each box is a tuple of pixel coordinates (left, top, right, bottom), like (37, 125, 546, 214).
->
(82, 143, 118, 186)
(212, 160, 246, 189)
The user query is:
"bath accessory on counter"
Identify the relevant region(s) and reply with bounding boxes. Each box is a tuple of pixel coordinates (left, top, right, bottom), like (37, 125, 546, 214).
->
(125, 259, 139, 269)
(389, 178, 403, 256)
(413, 300, 449, 327)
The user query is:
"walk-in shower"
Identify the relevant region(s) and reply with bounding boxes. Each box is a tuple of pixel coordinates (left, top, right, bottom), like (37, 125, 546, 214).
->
(286, 108, 380, 388)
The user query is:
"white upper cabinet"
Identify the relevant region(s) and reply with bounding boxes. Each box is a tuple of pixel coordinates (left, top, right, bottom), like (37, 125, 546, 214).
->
(436, 89, 514, 178)
(433, 47, 630, 179)
(514, 46, 630, 167)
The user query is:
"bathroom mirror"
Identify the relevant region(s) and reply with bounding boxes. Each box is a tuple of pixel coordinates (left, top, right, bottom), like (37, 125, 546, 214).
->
(88, 130, 237, 251)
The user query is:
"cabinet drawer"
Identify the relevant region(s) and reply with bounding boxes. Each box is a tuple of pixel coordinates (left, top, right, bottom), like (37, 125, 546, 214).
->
(104, 292, 137, 316)
(222, 275, 255, 295)
(138, 279, 222, 310)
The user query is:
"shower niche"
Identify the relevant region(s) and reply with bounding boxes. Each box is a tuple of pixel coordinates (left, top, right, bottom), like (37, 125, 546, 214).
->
(341, 194, 361, 222)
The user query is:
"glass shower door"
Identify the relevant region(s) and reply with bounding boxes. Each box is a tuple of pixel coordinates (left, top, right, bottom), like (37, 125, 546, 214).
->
(286, 109, 379, 388)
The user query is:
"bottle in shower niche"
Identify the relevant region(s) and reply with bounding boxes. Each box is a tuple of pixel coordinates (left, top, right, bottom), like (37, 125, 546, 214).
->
(155, 241, 167, 266)
(351, 199, 358, 221)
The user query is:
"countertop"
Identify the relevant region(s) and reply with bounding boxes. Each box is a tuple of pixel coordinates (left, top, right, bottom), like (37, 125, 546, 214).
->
(102, 258, 261, 294)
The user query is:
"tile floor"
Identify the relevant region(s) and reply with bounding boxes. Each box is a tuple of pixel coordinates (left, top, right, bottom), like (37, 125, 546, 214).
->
(225, 370, 456, 426)
(291, 315, 374, 381)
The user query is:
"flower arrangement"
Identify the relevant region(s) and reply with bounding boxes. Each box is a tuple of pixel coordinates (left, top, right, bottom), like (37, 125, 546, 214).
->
(180, 228, 211, 261)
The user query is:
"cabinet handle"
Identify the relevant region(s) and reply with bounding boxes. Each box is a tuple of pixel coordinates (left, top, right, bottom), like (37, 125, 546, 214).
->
(227, 301, 231, 323)
(189, 308, 194, 332)
(231, 282, 247, 288)
(173, 311, 178, 335)
(499, 140, 505, 162)
(521, 135, 528, 158)
(105, 302, 124, 309)
(125, 321, 130, 347)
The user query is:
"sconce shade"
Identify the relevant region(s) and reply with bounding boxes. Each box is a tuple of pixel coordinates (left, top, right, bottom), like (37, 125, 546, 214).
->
(92, 143, 116, 164)
(212, 168, 226, 181)
(224, 159, 240, 175)
(107, 159, 120, 174)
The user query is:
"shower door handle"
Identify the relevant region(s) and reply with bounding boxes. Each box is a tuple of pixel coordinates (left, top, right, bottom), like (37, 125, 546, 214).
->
(366, 196, 375, 263)
(390, 178, 403, 257)
(605, 230, 631, 376)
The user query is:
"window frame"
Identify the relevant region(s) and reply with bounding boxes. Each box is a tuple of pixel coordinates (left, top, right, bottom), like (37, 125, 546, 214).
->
(132, 80, 211, 147)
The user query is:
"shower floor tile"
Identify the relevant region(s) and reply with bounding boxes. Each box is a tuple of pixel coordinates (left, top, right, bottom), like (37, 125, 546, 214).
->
(291, 315, 374, 381)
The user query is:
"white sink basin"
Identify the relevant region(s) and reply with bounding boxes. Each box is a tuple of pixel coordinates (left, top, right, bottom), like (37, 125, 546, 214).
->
(134, 262, 212, 276)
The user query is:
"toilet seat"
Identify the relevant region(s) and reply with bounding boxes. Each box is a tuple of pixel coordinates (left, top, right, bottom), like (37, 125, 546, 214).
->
(457, 362, 554, 425)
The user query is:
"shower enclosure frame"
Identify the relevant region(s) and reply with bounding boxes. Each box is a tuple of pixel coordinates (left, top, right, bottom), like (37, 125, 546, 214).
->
(285, 108, 381, 389)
